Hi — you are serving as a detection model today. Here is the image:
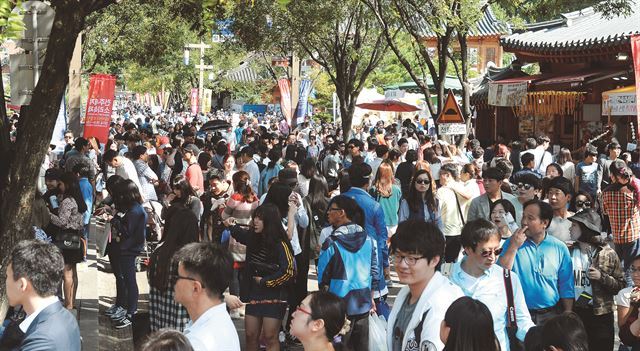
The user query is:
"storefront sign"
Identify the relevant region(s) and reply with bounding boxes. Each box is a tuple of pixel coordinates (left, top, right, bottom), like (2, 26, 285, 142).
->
(602, 88, 637, 116)
(438, 123, 467, 135)
(488, 81, 527, 107)
(384, 89, 405, 100)
(83, 74, 116, 143)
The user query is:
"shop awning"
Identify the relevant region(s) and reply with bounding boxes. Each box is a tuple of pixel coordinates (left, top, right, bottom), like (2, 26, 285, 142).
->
(534, 70, 626, 88)
(602, 85, 636, 116)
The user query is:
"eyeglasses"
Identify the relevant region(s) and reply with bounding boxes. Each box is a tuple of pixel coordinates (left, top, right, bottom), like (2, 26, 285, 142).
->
(479, 247, 503, 258)
(517, 183, 533, 190)
(296, 306, 312, 316)
(327, 207, 342, 213)
(173, 274, 201, 286)
(576, 201, 591, 207)
(415, 179, 430, 185)
(393, 254, 425, 266)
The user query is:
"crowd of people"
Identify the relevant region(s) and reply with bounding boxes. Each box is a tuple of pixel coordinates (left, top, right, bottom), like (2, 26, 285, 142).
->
(4, 104, 640, 351)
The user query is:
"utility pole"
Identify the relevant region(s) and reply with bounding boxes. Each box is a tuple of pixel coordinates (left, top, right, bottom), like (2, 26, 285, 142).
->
(184, 40, 213, 113)
(289, 54, 300, 127)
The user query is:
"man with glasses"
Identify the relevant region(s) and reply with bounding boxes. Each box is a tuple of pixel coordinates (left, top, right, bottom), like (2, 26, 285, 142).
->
(386, 219, 463, 351)
(498, 199, 574, 325)
(514, 174, 541, 205)
(468, 167, 522, 224)
(173, 242, 240, 351)
(318, 195, 379, 351)
(450, 219, 534, 351)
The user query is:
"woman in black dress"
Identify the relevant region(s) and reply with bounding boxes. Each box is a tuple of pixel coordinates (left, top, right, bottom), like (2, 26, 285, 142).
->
(48, 172, 87, 310)
(224, 203, 295, 351)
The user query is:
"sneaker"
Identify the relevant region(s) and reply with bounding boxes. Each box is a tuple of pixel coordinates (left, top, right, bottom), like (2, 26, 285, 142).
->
(113, 315, 132, 329)
(109, 308, 127, 321)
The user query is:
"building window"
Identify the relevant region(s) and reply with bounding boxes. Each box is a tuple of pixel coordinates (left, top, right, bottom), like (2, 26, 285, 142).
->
(468, 47, 479, 70)
(486, 47, 496, 65)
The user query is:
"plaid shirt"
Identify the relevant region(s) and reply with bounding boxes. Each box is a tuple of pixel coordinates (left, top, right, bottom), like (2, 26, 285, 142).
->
(148, 260, 190, 332)
(602, 187, 640, 244)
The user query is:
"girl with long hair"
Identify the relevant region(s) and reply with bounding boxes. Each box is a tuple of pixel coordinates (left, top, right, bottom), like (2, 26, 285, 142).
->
(48, 171, 88, 310)
(440, 297, 500, 351)
(290, 291, 347, 351)
(148, 190, 199, 331)
(110, 179, 147, 328)
(399, 169, 440, 227)
(304, 174, 330, 260)
(166, 174, 202, 222)
(224, 204, 295, 351)
(370, 159, 402, 236)
(222, 170, 260, 312)
(557, 147, 576, 186)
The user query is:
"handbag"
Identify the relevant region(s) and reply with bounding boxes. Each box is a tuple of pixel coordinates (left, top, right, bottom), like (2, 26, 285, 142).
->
(55, 230, 83, 251)
(503, 268, 524, 351)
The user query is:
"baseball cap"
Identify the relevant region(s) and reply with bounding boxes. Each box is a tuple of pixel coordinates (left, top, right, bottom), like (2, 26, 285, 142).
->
(348, 162, 372, 187)
(44, 168, 62, 181)
(278, 168, 298, 186)
(183, 144, 200, 155)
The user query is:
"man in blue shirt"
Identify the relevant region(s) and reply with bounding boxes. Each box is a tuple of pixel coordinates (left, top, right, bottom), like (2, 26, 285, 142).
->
(450, 219, 534, 351)
(499, 199, 574, 325)
(342, 162, 389, 301)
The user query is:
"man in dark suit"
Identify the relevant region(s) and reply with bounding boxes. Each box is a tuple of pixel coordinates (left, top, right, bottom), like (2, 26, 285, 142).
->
(4, 240, 81, 351)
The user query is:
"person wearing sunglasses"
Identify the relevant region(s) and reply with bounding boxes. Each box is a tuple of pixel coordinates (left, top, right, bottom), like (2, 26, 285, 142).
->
(386, 219, 463, 351)
(289, 291, 347, 351)
(399, 169, 441, 228)
(515, 173, 541, 205)
(499, 199, 575, 326)
(450, 219, 534, 351)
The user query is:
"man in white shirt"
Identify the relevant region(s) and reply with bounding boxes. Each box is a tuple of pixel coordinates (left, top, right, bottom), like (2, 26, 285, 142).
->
(104, 149, 143, 193)
(5, 240, 81, 351)
(546, 177, 574, 242)
(523, 135, 553, 174)
(173, 243, 240, 351)
(386, 220, 464, 351)
(239, 146, 260, 193)
(449, 219, 534, 351)
(436, 163, 466, 263)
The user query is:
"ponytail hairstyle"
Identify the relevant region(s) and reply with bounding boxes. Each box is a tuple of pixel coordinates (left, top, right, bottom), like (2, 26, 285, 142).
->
(609, 159, 640, 204)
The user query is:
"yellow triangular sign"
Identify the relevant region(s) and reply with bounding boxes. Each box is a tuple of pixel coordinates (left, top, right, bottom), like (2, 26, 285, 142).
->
(436, 90, 465, 124)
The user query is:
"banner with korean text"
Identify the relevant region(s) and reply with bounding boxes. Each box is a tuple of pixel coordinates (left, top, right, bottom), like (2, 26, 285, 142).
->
(632, 35, 640, 140)
(295, 79, 313, 125)
(278, 78, 292, 126)
(83, 74, 116, 143)
(190, 88, 199, 115)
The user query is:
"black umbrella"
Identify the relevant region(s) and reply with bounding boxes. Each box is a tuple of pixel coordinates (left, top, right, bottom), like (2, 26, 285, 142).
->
(200, 119, 231, 132)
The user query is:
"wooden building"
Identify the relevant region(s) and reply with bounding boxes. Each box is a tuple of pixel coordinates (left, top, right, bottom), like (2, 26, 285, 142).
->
(471, 5, 639, 149)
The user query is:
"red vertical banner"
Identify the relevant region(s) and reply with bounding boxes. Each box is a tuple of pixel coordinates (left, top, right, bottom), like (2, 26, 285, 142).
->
(83, 74, 116, 143)
(190, 88, 199, 115)
(632, 35, 640, 140)
(278, 78, 292, 126)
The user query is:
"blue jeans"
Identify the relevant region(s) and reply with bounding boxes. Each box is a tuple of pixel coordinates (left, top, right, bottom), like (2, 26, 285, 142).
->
(110, 248, 139, 315)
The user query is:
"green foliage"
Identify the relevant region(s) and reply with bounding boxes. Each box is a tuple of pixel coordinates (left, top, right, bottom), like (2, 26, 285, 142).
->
(0, 0, 25, 42)
(495, 0, 634, 22)
(309, 68, 335, 111)
(312, 111, 333, 124)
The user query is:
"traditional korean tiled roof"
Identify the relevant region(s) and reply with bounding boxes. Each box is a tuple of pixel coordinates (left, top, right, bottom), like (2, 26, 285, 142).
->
(420, 6, 510, 39)
(501, 5, 640, 54)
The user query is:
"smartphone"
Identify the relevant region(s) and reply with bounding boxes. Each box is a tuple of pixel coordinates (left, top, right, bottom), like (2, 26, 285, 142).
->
(503, 213, 519, 233)
(50, 195, 59, 209)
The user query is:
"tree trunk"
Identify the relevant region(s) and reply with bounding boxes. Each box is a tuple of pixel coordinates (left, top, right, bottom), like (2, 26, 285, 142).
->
(0, 2, 87, 318)
(457, 32, 472, 149)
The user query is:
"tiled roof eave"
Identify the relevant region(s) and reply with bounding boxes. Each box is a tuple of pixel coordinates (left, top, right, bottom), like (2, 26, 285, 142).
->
(501, 38, 632, 53)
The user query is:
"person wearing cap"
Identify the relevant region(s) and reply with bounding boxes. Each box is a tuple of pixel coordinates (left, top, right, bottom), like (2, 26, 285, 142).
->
(567, 208, 624, 350)
(544, 177, 574, 243)
(575, 144, 602, 199)
(183, 143, 204, 197)
(598, 141, 622, 191)
(342, 162, 389, 303)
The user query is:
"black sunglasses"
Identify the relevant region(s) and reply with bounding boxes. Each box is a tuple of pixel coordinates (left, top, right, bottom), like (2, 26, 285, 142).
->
(480, 247, 503, 258)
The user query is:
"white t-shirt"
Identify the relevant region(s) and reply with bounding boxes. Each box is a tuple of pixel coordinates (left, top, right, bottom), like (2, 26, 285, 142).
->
(615, 286, 636, 307)
(184, 303, 240, 351)
(571, 247, 593, 301)
(548, 216, 572, 242)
